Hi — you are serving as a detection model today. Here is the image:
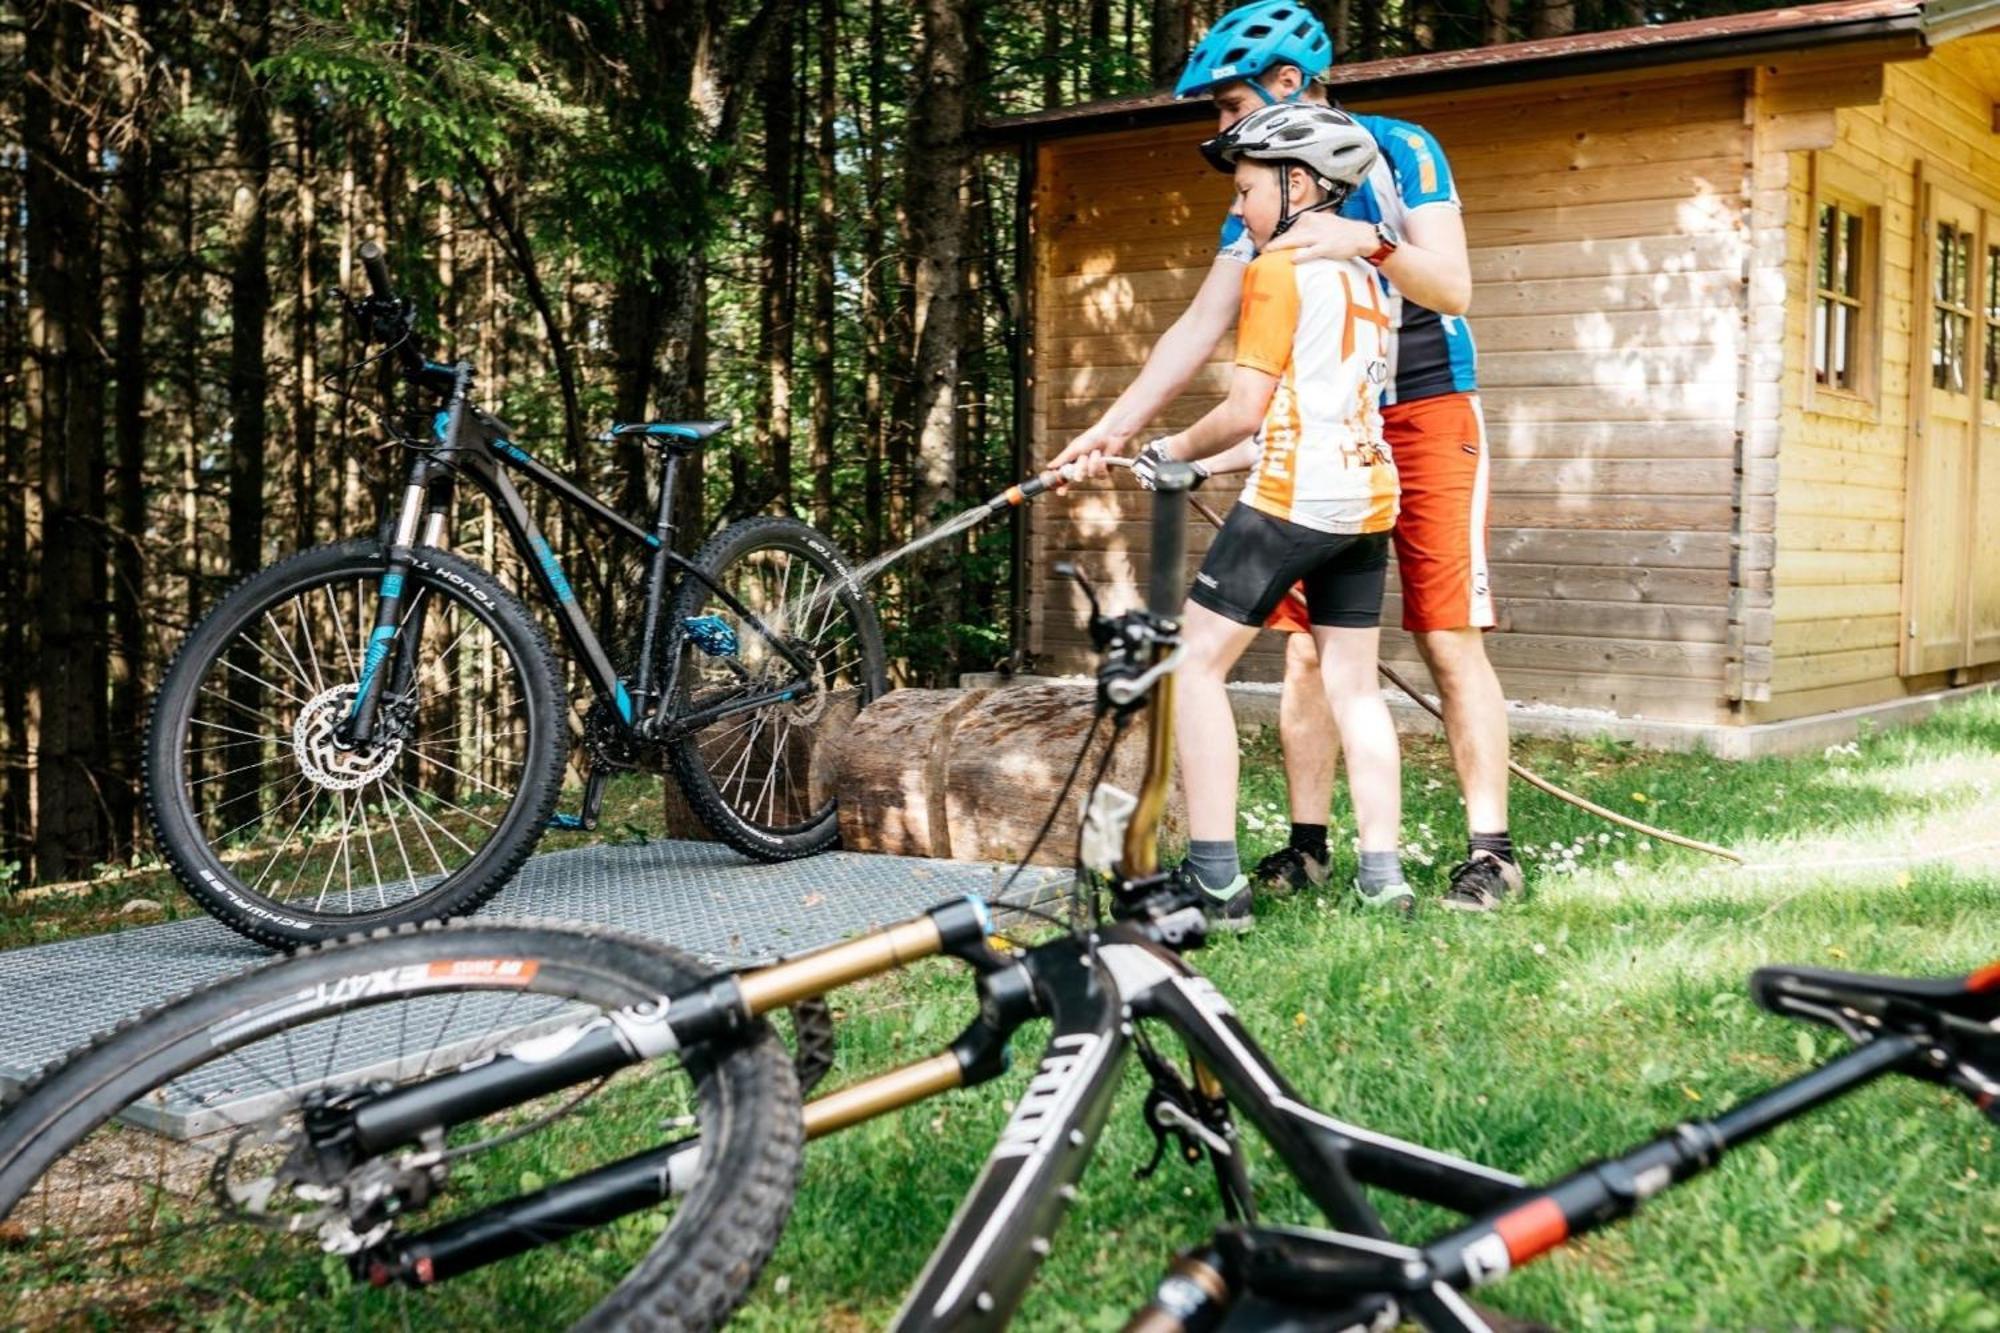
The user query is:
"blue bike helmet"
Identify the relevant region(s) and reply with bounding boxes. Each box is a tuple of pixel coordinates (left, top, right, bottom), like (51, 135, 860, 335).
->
(1174, 1, 1334, 101)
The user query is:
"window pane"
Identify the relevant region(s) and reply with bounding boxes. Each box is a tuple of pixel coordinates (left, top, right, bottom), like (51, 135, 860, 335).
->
(1989, 245, 1999, 320)
(1813, 297, 1830, 383)
(1832, 301, 1851, 388)
(1953, 231, 1972, 306)
(1841, 212, 1863, 297)
(1934, 312, 1969, 394)
(1818, 204, 1836, 291)
(1937, 223, 1953, 304)
(1986, 325, 1999, 402)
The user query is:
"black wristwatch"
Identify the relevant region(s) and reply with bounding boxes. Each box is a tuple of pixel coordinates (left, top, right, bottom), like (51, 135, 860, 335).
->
(1365, 220, 1401, 267)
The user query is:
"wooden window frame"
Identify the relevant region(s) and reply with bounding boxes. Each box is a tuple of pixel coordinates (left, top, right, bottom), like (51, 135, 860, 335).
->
(1803, 153, 1884, 417)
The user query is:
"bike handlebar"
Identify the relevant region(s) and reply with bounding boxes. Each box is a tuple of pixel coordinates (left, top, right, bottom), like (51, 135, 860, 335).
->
(359, 241, 396, 302)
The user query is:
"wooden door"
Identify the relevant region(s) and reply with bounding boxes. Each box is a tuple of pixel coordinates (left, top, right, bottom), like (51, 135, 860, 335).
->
(1971, 211, 2000, 664)
(1903, 181, 1983, 675)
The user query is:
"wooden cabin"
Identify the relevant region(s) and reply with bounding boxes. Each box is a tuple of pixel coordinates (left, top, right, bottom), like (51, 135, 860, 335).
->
(983, 0, 2000, 751)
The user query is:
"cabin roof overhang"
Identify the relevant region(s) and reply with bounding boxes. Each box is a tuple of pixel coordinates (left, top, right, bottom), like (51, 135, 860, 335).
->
(977, 0, 2000, 146)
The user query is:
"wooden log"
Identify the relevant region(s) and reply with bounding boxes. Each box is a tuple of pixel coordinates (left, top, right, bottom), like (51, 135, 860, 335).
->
(942, 683, 1186, 867)
(830, 689, 992, 857)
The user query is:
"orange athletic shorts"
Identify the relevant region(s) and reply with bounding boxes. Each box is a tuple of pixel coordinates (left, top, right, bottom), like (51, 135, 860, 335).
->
(1262, 391, 1495, 635)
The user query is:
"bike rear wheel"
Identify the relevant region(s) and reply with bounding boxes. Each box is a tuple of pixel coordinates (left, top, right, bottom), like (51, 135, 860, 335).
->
(145, 540, 568, 950)
(0, 922, 801, 1332)
(668, 516, 887, 860)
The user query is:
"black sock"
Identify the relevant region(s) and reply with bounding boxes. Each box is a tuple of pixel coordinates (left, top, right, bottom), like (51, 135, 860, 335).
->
(1289, 822, 1329, 861)
(1469, 830, 1515, 864)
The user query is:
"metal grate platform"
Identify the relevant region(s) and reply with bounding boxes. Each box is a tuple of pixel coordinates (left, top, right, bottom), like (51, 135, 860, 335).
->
(0, 840, 1070, 1136)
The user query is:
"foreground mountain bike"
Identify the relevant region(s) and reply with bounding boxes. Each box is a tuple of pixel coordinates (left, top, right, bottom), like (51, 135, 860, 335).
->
(7, 469, 1993, 1329)
(146, 243, 885, 950)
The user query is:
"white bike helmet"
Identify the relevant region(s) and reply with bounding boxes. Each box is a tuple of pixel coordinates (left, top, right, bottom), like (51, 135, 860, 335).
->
(1201, 103, 1377, 237)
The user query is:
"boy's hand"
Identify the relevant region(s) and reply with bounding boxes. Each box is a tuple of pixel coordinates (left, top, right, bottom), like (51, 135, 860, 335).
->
(1132, 440, 1208, 491)
(1265, 213, 1378, 263)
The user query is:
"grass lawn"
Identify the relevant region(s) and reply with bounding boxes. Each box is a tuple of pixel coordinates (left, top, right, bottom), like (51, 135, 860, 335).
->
(738, 697, 2000, 1332)
(3, 695, 1997, 1329)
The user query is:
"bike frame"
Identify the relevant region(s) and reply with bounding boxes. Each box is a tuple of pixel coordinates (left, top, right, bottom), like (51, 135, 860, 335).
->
(304, 468, 1978, 1330)
(340, 358, 815, 749)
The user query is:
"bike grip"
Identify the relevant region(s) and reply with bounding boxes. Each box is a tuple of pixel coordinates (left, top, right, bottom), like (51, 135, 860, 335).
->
(1147, 463, 1196, 616)
(359, 241, 394, 300)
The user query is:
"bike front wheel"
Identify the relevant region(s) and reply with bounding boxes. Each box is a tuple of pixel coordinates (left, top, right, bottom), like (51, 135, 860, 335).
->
(145, 540, 569, 950)
(668, 516, 888, 860)
(0, 922, 802, 1332)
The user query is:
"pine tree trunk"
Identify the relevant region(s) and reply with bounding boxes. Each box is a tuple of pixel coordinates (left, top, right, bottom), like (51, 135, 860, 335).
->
(809, 0, 839, 533)
(25, 0, 111, 880)
(108, 3, 154, 862)
(1481, 0, 1510, 46)
(1149, 0, 1192, 86)
(752, 0, 800, 516)
(1, 122, 28, 862)
(1530, 0, 1574, 39)
(1088, 0, 1112, 97)
(292, 112, 319, 551)
(906, 0, 974, 679)
(858, 0, 888, 557)
(223, 0, 272, 823)
(1041, 0, 1062, 109)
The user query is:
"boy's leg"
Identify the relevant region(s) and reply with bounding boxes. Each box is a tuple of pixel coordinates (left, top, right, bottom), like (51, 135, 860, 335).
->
(1310, 625, 1400, 855)
(1175, 601, 1261, 924)
(1181, 504, 1323, 931)
(1386, 392, 1521, 909)
(1303, 534, 1410, 914)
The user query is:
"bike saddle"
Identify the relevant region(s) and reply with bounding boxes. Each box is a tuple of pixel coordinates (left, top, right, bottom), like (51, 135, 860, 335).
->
(610, 419, 731, 446)
(1750, 961, 2000, 1030)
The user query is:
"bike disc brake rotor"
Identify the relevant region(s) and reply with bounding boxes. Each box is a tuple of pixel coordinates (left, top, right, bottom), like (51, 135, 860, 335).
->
(294, 685, 403, 790)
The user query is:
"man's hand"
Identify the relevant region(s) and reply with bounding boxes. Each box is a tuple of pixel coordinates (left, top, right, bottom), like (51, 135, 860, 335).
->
(1264, 212, 1379, 264)
(1045, 419, 1138, 493)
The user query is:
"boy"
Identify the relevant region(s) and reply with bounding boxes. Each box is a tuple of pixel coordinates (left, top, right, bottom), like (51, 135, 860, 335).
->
(1137, 103, 1410, 929)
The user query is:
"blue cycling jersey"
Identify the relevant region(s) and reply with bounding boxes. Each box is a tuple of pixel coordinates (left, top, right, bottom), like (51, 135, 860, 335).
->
(1217, 112, 1477, 405)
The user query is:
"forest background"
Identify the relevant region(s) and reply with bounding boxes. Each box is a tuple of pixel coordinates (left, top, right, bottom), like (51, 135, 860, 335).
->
(4, 0, 1776, 885)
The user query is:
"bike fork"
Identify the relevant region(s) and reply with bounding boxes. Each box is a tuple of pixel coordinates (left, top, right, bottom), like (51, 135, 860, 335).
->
(346, 483, 430, 743)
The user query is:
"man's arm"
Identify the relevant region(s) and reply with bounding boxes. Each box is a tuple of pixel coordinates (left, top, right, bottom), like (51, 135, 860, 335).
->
(1263, 204, 1470, 315)
(1046, 256, 1246, 475)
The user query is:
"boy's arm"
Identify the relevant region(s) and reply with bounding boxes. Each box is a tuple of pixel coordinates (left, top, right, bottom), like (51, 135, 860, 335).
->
(1046, 256, 1246, 474)
(1157, 366, 1278, 464)
(1200, 437, 1261, 475)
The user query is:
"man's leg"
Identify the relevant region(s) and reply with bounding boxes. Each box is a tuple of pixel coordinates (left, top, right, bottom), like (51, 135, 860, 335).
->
(1255, 626, 1339, 894)
(1174, 600, 1261, 924)
(1387, 393, 1521, 910)
(1415, 627, 1508, 834)
(1417, 626, 1520, 909)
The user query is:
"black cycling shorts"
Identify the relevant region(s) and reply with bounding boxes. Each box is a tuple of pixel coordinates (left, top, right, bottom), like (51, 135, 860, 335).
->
(1187, 503, 1389, 629)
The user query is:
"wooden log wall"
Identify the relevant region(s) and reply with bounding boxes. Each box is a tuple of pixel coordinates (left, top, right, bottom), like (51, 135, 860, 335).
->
(1027, 71, 1765, 724)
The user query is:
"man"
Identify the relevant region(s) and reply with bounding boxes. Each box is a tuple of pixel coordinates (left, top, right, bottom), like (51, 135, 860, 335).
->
(1050, 0, 1522, 915)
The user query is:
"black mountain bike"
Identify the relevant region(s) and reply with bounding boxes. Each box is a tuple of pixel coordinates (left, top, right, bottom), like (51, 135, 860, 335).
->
(5, 470, 1992, 1329)
(144, 243, 886, 951)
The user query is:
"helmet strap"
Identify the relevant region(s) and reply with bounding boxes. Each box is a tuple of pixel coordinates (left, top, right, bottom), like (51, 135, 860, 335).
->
(1247, 63, 1306, 106)
(1268, 168, 1346, 240)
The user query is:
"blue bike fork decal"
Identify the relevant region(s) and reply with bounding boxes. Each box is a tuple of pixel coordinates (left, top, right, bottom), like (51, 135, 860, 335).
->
(351, 625, 398, 716)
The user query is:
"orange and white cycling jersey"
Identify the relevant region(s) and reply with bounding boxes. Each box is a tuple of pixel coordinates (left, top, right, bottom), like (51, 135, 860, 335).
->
(1233, 249, 1398, 535)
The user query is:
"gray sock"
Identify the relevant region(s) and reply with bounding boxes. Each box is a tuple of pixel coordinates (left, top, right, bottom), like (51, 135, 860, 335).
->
(1357, 850, 1404, 891)
(1186, 839, 1241, 893)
